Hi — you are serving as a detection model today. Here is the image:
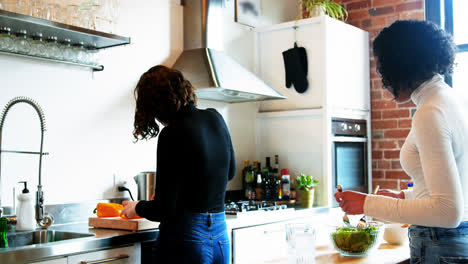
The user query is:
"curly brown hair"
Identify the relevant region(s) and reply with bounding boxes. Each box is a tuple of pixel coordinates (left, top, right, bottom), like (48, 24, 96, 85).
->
(133, 65, 197, 141)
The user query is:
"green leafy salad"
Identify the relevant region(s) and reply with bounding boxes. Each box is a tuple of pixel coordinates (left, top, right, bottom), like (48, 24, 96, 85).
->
(331, 226, 379, 253)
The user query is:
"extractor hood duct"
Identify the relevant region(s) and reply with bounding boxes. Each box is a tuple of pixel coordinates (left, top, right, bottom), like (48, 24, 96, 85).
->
(172, 0, 286, 103)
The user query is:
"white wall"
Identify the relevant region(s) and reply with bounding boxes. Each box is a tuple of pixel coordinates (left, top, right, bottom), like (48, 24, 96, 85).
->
(0, 0, 298, 206)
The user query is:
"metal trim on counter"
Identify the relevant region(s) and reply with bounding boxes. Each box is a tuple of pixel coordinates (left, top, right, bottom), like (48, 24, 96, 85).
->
(0, 10, 130, 49)
(80, 254, 129, 264)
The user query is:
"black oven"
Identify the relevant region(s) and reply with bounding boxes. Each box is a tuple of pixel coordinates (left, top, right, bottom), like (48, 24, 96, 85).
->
(331, 118, 368, 207)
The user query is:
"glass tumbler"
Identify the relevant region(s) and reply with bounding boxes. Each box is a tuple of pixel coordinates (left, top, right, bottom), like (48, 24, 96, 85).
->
(30, 33, 47, 57)
(45, 36, 61, 60)
(14, 29, 32, 55)
(0, 27, 15, 52)
(285, 223, 316, 264)
(60, 38, 76, 62)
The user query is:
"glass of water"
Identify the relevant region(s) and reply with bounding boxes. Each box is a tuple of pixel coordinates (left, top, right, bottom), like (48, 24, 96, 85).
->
(286, 223, 316, 264)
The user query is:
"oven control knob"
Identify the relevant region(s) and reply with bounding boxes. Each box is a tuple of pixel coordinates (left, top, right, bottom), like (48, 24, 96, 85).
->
(353, 124, 361, 132)
(340, 123, 348, 132)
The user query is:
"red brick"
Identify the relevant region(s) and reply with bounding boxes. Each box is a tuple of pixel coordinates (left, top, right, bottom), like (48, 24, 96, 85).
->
(346, 0, 370, 10)
(372, 160, 378, 169)
(347, 20, 361, 28)
(373, 179, 398, 190)
(372, 140, 378, 150)
(383, 90, 394, 100)
(373, 120, 397, 129)
(384, 150, 400, 159)
(369, 6, 395, 16)
(371, 110, 382, 120)
(384, 129, 410, 139)
(372, 100, 397, 110)
(372, 130, 384, 139)
(399, 11, 425, 20)
(386, 14, 400, 25)
(371, 16, 388, 27)
(382, 109, 410, 119)
(379, 140, 397, 149)
(396, 2, 423, 12)
(372, 90, 382, 100)
(373, 0, 402, 7)
(377, 160, 391, 169)
(372, 79, 382, 90)
(386, 170, 411, 180)
(348, 9, 370, 20)
(373, 150, 383, 159)
(398, 119, 412, 128)
(361, 19, 372, 28)
(392, 160, 402, 169)
(372, 170, 384, 179)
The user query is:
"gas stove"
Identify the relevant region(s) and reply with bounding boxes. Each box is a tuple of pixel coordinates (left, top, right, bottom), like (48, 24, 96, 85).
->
(224, 200, 290, 216)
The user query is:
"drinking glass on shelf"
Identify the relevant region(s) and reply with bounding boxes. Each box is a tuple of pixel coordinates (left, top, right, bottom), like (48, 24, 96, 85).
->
(72, 41, 88, 63)
(30, 33, 47, 57)
(45, 36, 61, 60)
(14, 29, 32, 55)
(0, 27, 15, 52)
(285, 223, 316, 264)
(60, 38, 76, 62)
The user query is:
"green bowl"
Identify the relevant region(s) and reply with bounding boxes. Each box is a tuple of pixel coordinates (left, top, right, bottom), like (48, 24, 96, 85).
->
(330, 222, 384, 257)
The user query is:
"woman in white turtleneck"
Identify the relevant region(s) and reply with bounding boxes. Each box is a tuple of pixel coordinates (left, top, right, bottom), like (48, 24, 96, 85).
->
(335, 20, 468, 263)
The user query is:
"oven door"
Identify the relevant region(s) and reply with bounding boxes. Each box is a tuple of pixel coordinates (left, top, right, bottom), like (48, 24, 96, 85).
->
(331, 136, 368, 207)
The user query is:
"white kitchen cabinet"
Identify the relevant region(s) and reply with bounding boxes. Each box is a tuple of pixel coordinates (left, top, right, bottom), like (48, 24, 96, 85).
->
(255, 15, 370, 113)
(29, 258, 67, 264)
(232, 221, 288, 264)
(67, 244, 140, 264)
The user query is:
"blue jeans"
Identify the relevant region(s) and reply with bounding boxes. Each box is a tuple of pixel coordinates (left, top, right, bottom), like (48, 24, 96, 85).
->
(155, 211, 230, 264)
(409, 221, 468, 264)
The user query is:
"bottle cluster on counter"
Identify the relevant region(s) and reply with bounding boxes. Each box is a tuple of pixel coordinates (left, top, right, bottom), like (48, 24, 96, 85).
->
(242, 155, 297, 202)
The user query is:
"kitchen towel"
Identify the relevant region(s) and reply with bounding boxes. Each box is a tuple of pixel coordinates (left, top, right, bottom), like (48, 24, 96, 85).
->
(282, 42, 309, 93)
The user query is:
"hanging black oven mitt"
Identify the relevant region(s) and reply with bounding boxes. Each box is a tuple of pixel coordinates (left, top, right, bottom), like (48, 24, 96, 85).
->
(282, 42, 309, 93)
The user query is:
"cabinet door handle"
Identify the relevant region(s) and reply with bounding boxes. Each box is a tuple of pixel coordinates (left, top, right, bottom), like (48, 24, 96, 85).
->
(80, 254, 129, 264)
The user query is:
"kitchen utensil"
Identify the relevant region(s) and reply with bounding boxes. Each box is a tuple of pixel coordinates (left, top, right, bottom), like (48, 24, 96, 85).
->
(133, 171, 156, 200)
(357, 185, 380, 228)
(336, 185, 352, 227)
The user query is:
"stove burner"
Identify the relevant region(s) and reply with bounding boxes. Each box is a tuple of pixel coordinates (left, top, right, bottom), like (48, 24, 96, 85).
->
(224, 200, 288, 215)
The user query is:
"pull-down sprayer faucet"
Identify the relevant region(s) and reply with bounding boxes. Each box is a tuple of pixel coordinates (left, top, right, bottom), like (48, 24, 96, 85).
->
(0, 96, 53, 228)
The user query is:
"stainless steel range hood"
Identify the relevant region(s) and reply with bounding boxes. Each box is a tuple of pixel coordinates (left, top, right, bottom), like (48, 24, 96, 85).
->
(173, 0, 286, 103)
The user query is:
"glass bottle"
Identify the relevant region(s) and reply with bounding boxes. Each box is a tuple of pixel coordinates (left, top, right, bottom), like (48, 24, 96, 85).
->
(31, 33, 46, 57)
(73, 41, 88, 63)
(0, 27, 15, 52)
(14, 29, 31, 55)
(0, 217, 8, 248)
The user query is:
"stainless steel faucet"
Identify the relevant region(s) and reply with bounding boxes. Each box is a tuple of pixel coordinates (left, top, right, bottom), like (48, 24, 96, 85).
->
(0, 96, 53, 228)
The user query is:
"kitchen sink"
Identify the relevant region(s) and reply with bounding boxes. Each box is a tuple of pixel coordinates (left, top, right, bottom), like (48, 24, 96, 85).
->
(7, 230, 95, 247)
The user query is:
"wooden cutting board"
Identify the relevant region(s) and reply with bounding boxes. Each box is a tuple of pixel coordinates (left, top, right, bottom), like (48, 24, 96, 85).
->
(89, 217, 160, 231)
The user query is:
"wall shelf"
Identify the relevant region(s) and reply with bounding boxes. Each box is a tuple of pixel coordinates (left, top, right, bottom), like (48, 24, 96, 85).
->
(0, 9, 130, 71)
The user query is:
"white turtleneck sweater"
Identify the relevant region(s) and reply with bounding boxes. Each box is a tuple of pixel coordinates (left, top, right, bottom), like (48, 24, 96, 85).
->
(364, 74, 468, 228)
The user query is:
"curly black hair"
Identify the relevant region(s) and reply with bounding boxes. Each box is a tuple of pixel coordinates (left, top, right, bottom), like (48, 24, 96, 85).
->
(133, 65, 197, 141)
(373, 20, 457, 99)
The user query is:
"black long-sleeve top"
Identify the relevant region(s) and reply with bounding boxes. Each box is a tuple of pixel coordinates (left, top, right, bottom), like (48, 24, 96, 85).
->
(135, 103, 236, 222)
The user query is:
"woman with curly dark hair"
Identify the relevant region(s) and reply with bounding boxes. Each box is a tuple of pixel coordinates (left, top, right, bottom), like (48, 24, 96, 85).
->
(121, 65, 236, 264)
(335, 20, 468, 263)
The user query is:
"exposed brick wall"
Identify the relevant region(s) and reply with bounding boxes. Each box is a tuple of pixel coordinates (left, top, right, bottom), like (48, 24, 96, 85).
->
(302, 0, 425, 191)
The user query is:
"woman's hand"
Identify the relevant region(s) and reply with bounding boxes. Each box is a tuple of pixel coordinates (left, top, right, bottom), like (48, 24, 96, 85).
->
(376, 189, 405, 199)
(121, 201, 140, 219)
(334, 191, 367, 215)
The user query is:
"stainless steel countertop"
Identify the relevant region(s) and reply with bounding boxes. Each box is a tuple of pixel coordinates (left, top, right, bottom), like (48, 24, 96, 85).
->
(0, 222, 159, 264)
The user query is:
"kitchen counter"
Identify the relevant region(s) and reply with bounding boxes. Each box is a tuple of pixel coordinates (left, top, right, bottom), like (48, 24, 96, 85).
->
(0, 223, 159, 264)
(267, 243, 410, 264)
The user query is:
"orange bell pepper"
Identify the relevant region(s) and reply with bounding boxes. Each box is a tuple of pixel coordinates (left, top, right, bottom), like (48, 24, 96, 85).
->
(93, 203, 123, 217)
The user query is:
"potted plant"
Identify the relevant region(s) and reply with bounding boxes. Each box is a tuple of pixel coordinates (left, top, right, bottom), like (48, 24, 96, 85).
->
(299, 0, 348, 21)
(295, 173, 319, 208)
